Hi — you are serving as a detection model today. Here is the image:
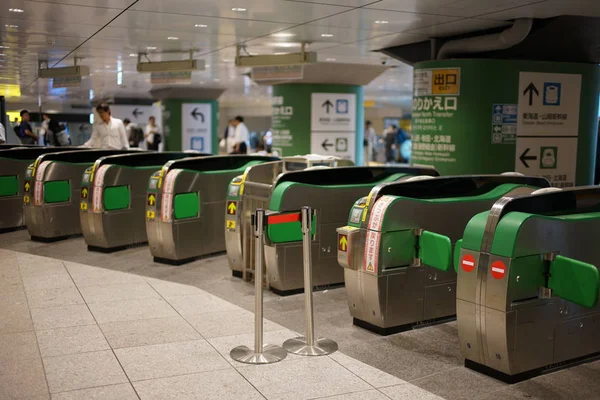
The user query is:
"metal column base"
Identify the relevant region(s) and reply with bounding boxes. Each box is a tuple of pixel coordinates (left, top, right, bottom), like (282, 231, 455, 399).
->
(283, 337, 338, 356)
(230, 344, 287, 364)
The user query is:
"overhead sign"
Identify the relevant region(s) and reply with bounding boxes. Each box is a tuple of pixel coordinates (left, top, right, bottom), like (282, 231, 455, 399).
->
(109, 105, 156, 124)
(251, 65, 304, 81)
(311, 93, 356, 132)
(182, 103, 212, 152)
(52, 76, 81, 88)
(150, 71, 192, 84)
(515, 72, 581, 188)
(413, 68, 461, 96)
(491, 260, 506, 280)
(309, 132, 354, 161)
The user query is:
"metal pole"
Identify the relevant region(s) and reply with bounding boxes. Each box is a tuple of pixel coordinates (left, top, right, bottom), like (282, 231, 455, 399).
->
(230, 209, 286, 364)
(283, 206, 338, 356)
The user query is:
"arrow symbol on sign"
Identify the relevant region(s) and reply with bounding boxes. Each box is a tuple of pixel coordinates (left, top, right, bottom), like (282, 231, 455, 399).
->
(81, 187, 88, 197)
(227, 202, 237, 214)
(519, 148, 537, 168)
(322, 100, 334, 114)
(494, 125, 502, 133)
(339, 235, 347, 251)
(148, 194, 156, 206)
(523, 82, 539, 106)
(24, 182, 30, 191)
(191, 108, 205, 122)
(495, 105, 502, 113)
(321, 139, 334, 151)
(132, 108, 144, 118)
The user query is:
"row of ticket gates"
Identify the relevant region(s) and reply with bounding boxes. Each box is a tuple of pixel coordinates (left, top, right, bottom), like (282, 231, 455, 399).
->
(1, 143, 599, 382)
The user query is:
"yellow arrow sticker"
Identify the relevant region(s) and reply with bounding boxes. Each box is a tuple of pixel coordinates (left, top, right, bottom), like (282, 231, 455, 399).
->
(80, 202, 88, 211)
(148, 193, 156, 206)
(226, 220, 236, 230)
(23, 195, 30, 204)
(146, 210, 155, 220)
(81, 187, 88, 199)
(24, 181, 30, 192)
(227, 201, 237, 215)
(339, 234, 348, 252)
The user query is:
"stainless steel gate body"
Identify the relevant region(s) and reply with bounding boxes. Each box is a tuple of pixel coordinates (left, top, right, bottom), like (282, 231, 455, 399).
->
(147, 155, 277, 264)
(0, 147, 82, 231)
(80, 152, 196, 251)
(23, 150, 138, 241)
(457, 187, 600, 381)
(339, 175, 550, 335)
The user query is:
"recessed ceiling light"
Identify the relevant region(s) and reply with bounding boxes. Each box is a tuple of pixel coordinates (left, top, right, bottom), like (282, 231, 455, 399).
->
(222, 58, 231, 62)
(321, 33, 333, 37)
(167, 36, 178, 40)
(0, 54, 5, 56)
(9, 8, 24, 12)
(375, 20, 389, 24)
(326, 58, 336, 61)
(105, 65, 111, 68)
(0, 46, 9, 49)
(5, 24, 18, 28)
(194, 24, 207, 28)
(274, 52, 287, 55)
(275, 43, 298, 48)
(272, 32, 295, 38)
(146, 46, 157, 50)
(129, 53, 136, 57)
(231, 7, 246, 11)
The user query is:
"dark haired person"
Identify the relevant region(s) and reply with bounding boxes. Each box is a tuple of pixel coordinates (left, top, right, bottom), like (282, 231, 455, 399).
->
(83, 103, 129, 149)
(18, 110, 39, 145)
(231, 115, 248, 154)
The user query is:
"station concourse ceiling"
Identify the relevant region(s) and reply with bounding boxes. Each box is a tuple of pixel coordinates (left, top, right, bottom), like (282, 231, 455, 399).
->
(0, 0, 599, 108)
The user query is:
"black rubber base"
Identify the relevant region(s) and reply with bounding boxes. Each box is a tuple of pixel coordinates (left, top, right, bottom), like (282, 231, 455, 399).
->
(0, 225, 26, 234)
(232, 270, 243, 278)
(353, 315, 457, 336)
(270, 282, 345, 297)
(31, 234, 79, 243)
(153, 251, 227, 266)
(87, 242, 147, 253)
(465, 352, 600, 384)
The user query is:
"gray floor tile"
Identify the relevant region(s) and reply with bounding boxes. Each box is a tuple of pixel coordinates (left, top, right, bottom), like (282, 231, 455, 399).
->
(100, 316, 202, 349)
(0, 331, 40, 363)
(88, 297, 178, 324)
(184, 308, 285, 339)
(410, 367, 506, 400)
(237, 356, 372, 400)
(30, 304, 95, 331)
(37, 325, 110, 357)
(133, 368, 264, 400)
(0, 357, 49, 399)
(0, 287, 28, 307)
(66, 262, 145, 287)
(0, 267, 23, 293)
(146, 279, 204, 297)
(43, 350, 129, 393)
(0, 303, 34, 333)
(79, 282, 161, 304)
(380, 384, 447, 399)
(26, 287, 85, 309)
(313, 390, 391, 400)
(22, 272, 75, 293)
(115, 339, 231, 381)
(330, 352, 405, 388)
(165, 293, 239, 318)
(50, 383, 138, 400)
(19, 260, 66, 277)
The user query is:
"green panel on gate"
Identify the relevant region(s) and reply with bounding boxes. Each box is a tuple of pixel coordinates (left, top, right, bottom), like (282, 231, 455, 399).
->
(174, 192, 199, 220)
(461, 211, 489, 252)
(103, 186, 130, 210)
(380, 230, 415, 269)
(44, 181, 71, 203)
(0, 175, 18, 196)
(267, 214, 317, 244)
(420, 230, 452, 272)
(453, 239, 463, 273)
(549, 255, 600, 308)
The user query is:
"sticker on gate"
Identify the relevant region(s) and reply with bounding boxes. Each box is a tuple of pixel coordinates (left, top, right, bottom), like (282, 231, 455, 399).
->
(367, 195, 395, 231)
(491, 260, 507, 279)
(363, 230, 381, 274)
(461, 254, 476, 273)
(35, 161, 51, 181)
(92, 187, 103, 213)
(163, 169, 182, 194)
(94, 165, 111, 187)
(226, 220, 236, 230)
(33, 181, 44, 206)
(161, 193, 173, 222)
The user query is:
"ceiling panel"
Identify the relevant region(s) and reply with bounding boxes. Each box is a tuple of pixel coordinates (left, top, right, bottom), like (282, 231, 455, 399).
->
(283, 0, 372, 7)
(482, 0, 600, 19)
(23, 0, 132, 9)
(365, 0, 543, 18)
(0, 1, 122, 23)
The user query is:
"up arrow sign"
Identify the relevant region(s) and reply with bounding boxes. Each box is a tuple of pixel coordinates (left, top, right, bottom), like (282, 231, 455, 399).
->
(523, 82, 539, 106)
(322, 100, 333, 114)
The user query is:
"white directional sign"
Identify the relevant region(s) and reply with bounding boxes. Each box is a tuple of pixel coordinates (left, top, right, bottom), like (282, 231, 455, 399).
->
(310, 132, 355, 161)
(311, 93, 356, 132)
(515, 137, 577, 188)
(182, 103, 212, 152)
(110, 105, 156, 124)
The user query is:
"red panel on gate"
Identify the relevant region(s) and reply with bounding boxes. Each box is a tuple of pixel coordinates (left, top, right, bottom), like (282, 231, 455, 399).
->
(461, 254, 476, 273)
(491, 260, 506, 280)
(267, 213, 301, 225)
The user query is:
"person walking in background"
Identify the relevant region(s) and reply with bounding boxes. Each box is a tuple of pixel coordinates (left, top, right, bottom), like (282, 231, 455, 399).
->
(364, 120, 376, 165)
(144, 116, 161, 151)
(231, 116, 249, 154)
(43, 113, 70, 146)
(384, 125, 396, 163)
(220, 119, 236, 153)
(263, 129, 273, 153)
(83, 103, 129, 149)
(124, 118, 143, 148)
(18, 110, 39, 145)
(0, 121, 6, 144)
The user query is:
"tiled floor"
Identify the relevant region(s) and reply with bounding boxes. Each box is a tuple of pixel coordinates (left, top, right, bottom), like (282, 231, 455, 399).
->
(1, 231, 599, 400)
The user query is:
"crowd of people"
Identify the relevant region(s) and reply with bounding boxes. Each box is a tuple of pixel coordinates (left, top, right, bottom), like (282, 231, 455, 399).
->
(363, 120, 410, 164)
(220, 116, 275, 156)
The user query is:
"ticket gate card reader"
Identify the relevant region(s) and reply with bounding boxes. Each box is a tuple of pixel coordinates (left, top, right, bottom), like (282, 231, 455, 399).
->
(146, 155, 278, 264)
(338, 175, 550, 335)
(261, 166, 439, 295)
(226, 155, 354, 279)
(0, 146, 83, 232)
(80, 152, 202, 252)
(456, 187, 600, 382)
(24, 149, 140, 241)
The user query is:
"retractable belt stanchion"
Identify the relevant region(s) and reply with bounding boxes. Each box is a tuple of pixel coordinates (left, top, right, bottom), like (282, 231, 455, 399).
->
(230, 208, 287, 364)
(283, 206, 338, 356)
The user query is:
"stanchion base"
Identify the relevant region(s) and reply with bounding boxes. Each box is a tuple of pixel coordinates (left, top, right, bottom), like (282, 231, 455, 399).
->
(283, 337, 338, 356)
(230, 344, 287, 364)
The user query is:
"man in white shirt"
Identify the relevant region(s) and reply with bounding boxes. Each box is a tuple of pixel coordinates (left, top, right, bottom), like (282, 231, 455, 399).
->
(0, 121, 5, 144)
(232, 116, 249, 154)
(83, 103, 129, 150)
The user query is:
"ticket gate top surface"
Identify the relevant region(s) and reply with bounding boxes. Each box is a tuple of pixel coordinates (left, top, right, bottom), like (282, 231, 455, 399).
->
(159, 154, 279, 176)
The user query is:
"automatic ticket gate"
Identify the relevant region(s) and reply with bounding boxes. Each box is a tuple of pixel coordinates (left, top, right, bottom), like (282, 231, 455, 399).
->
(230, 164, 440, 295)
(457, 186, 600, 382)
(80, 152, 199, 251)
(337, 175, 550, 335)
(0, 146, 82, 232)
(23, 149, 139, 241)
(147, 155, 278, 264)
(226, 155, 353, 279)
